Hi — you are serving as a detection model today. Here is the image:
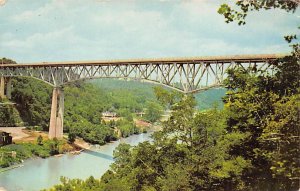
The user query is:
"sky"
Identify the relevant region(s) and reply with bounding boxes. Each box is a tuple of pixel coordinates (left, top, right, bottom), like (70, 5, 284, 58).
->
(0, 0, 299, 63)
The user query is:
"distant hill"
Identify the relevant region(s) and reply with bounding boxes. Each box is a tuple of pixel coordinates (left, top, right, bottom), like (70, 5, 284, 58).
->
(195, 88, 226, 110)
(90, 79, 157, 100)
(0, 78, 226, 127)
(90, 79, 226, 110)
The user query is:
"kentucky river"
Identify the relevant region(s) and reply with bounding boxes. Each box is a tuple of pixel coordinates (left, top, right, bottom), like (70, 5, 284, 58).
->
(0, 132, 153, 191)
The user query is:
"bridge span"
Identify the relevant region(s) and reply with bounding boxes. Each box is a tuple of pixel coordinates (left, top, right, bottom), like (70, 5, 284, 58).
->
(0, 54, 284, 138)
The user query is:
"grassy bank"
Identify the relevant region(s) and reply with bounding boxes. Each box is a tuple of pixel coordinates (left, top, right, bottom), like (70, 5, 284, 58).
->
(0, 139, 73, 169)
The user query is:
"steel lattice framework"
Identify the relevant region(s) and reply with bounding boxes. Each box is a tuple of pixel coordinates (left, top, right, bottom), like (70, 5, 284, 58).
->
(0, 54, 282, 93)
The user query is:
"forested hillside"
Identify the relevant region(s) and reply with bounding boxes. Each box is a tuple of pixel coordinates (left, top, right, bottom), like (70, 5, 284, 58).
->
(195, 88, 226, 110)
(1, 77, 225, 130)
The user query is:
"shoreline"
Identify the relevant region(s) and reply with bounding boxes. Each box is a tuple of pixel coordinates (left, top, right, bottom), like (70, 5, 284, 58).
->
(0, 129, 158, 191)
(0, 164, 24, 173)
(0, 124, 160, 174)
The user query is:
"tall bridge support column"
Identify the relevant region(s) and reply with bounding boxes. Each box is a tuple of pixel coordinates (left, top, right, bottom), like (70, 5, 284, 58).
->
(49, 87, 64, 139)
(6, 78, 12, 99)
(0, 77, 4, 98)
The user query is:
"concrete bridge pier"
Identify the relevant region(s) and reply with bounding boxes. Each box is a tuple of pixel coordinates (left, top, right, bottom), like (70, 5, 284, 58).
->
(0, 76, 5, 98)
(0, 77, 12, 99)
(49, 87, 64, 139)
(6, 78, 12, 99)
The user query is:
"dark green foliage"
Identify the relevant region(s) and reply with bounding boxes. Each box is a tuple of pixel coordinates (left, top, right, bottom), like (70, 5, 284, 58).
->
(63, 81, 163, 144)
(49, 138, 60, 155)
(195, 88, 226, 110)
(91, 79, 158, 113)
(37, 135, 43, 145)
(0, 104, 22, 126)
(68, 129, 76, 144)
(218, 3, 300, 188)
(117, 108, 133, 121)
(223, 53, 300, 190)
(41, 176, 103, 191)
(153, 86, 183, 108)
(63, 82, 115, 144)
(218, 1, 298, 25)
(11, 78, 52, 130)
(0, 58, 17, 65)
(0, 139, 66, 168)
(117, 119, 138, 138)
(143, 101, 163, 123)
(99, 96, 250, 191)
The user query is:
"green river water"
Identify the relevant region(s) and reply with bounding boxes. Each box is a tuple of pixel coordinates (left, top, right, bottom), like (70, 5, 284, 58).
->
(0, 132, 152, 191)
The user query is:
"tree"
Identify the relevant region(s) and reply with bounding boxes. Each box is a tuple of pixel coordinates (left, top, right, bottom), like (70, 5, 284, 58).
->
(218, 1, 300, 190)
(49, 138, 60, 155)
(68, 129, 76, 144)
(222, 56, 300, 190)
(0, 58, 17, 65)
(218, 1, 298, 25)
(153, 86, 183, 108)
(144, 101, 163, 123)
(37, 135, 43, 145)
(101, 96, 250, 190)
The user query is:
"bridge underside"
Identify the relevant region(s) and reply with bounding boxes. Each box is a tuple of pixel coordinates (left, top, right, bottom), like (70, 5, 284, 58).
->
(0, 54, 281, 138)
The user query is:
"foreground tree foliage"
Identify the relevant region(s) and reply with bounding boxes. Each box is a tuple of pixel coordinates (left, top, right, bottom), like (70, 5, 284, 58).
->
(218, 0, 298, 25)
(219, 1, 299, 189)
(223, 48, 300, 190)
(102, 96, 251, 191)
(46, 96, 250, 191)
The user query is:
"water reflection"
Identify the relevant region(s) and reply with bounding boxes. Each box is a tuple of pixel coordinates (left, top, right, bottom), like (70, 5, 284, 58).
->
(0, 132, 153, 191)
(83, 150, 114, 161)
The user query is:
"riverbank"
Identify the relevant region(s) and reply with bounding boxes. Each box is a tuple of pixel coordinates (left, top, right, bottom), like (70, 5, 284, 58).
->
(0, 126, 153, 171)
(0, 138, 76, 170)
(0, 131, 155, 191)
(0, 118, 162, 172)
(0, 164, 24, 173)
(73, 138, 91, 150)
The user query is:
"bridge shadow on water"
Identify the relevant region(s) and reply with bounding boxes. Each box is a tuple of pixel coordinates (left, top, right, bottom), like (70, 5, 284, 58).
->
(83, 149, 115, 161)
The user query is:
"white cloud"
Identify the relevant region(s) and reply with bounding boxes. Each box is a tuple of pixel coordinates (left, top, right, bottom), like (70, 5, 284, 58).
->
(12, 2, 52, 22)
(0, 0, 298, 62)
(2, 26, 76, 48)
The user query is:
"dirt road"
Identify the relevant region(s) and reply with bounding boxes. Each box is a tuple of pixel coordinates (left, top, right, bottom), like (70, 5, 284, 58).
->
(0, 127, 49, 142)
(0, 127, 29, 140)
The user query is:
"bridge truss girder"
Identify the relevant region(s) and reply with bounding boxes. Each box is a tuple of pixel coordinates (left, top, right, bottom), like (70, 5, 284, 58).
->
(0, 61, 273, 93)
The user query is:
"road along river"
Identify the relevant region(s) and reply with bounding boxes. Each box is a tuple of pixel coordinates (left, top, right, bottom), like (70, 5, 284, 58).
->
(0, 132, 153, 191)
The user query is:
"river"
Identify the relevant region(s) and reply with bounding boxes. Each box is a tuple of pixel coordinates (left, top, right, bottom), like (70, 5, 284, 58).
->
(0, 132, 153, 191)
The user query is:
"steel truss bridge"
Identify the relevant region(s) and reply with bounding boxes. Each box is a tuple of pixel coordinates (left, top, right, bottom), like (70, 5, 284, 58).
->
(0, 54, 281, 93)
(0, 54, 283, 138)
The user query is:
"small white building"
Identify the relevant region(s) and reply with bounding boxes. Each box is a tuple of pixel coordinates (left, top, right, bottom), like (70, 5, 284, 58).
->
(102, 111, 117, 118)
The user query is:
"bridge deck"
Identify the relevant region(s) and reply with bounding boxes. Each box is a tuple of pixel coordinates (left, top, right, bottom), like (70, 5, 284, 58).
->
(0, 54, 285, 68)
